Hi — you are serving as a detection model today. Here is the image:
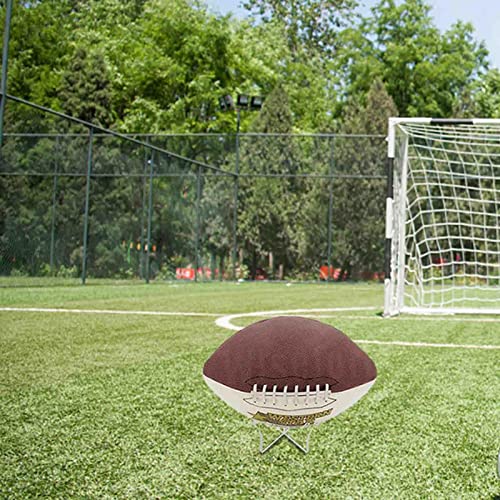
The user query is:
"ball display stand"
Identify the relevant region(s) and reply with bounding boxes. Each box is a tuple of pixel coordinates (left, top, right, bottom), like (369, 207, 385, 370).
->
(252, 421, 313, 454)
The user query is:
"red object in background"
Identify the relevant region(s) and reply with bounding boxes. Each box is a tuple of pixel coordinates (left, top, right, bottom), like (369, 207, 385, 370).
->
(176, 268, 195, 280)
(255, 268, 267, 280)
(319, 266, 348, 281)
(359, 271, 385, 281)
(176, 267, 221, 280)
(197, 267, 220, 279)
(433, 257, 447, 266)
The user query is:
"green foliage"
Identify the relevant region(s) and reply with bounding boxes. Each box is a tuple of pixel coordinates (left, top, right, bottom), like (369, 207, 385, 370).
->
(2, 0, 495, 132)
(200, 175, 234, 260)
(473, 69, 500, 118)
(1, 0, 499, 284)
(250, 84, 293, 134)
(346, 0, 489, 117)
(242, 0, 357, 57)
(2, 0, 72, 104)
(59, 48, 115, 128)
(333, 79, 398, 276)
(115, 0, 234, 132)
(238, 85, 300, 277)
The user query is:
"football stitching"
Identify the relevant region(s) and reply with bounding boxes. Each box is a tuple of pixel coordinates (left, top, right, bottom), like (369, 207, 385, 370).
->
(243, 396, 337, 411)
(245, 376, 339, 390)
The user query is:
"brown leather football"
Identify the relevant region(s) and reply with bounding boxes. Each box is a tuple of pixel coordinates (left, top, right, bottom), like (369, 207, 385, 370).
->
(203, 316, 376, 427)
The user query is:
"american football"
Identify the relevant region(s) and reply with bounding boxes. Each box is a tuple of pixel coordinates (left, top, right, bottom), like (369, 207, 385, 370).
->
(203, 316, 377, 427)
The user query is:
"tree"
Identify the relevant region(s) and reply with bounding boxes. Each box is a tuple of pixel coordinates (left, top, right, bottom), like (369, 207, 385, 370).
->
(237, 84, 299, 278)
(105, 0, 233, 132)
(242, 0, 357, 57)
(242, 0, 358, 131)
(0, 1, 72, 102)
(59, 48, 115, 128)
(2, 0, 498, 282)
(409, 21, 489, 116)
(472, 69, 500, 118)
(344, 0, 489, 117)
(199, 174, 234, 278)
(0, 0, 77, 133)
(332, 79, 397, 278)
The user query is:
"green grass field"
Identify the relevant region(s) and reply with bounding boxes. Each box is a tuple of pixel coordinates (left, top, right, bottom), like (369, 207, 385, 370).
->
(0, 281, 499, 498)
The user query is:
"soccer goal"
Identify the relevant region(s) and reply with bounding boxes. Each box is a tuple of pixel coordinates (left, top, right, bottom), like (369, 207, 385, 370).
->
(384, 118, 500, 316)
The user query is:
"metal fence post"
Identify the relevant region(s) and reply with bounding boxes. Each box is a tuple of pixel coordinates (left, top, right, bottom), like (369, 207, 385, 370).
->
(231, 110, 241, 280)
(326, 136, 335, 282)
(139, 145, 149, 280)
(81, 128, 93, 285)
(49, 136, 60, 274)
(145, 150, 154, 283)
(195, 165, 203, 282)
(0, 0, 13, 148)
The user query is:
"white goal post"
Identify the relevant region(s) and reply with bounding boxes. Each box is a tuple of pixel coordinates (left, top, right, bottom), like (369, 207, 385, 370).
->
(384, 118, 500, 316)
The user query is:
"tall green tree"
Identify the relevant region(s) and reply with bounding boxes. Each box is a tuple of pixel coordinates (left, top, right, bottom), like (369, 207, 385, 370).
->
(59, 48, 115, 128)
(242, 0, 357, 57)
(1, 0, 73, 104)
(472, 69, 500, 118)
(238, 84, 299, 278)
(106, 0, 233, 132)
(0, 0, 77, 133)
(333, 79, 397, 277)
(344, 0, 489, 117)
(241, 0, 358, 131)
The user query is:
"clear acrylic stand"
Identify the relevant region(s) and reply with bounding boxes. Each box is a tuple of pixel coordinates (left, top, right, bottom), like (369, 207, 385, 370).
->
(253, 422, 313, 454)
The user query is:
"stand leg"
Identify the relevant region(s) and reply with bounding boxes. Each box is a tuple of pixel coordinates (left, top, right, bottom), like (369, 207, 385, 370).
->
(254, 423, 313, 454)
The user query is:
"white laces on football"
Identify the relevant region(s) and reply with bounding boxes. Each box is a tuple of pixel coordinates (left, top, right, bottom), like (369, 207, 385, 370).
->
(251, 384, 331, 406)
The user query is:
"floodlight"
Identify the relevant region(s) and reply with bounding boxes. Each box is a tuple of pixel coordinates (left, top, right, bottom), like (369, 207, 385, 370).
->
(237, 94, 249, 108)
(250, 96, 263, 110)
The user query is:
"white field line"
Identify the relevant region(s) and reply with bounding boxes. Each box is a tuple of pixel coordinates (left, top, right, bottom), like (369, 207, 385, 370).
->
(214, 309, 500, 350)
(2, 306, 499, 350)
(353, 339, 500, 350)
(0, 307, 221, 317)
(214, 308, 378, 331)
(297, 314, 500, 323)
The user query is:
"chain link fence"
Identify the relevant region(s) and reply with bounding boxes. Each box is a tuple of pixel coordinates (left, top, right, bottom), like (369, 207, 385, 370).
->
(0, 101, 387, 284)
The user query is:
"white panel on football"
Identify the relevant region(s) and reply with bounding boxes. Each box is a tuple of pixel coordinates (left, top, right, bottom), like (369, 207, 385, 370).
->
(204, 375, 375, 428)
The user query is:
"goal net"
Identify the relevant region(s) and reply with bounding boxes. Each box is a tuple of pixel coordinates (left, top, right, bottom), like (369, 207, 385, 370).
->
(384, 118, 500, 316)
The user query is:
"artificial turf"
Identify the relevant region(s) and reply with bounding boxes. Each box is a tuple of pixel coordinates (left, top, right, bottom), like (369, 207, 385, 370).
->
(0, 281, 499, 498)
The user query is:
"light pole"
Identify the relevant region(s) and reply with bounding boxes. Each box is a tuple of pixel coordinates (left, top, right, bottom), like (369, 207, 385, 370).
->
(220, 94, 263, 280)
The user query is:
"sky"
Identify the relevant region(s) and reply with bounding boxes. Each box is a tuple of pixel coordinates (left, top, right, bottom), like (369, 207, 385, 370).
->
(205, 0, 500, 69)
